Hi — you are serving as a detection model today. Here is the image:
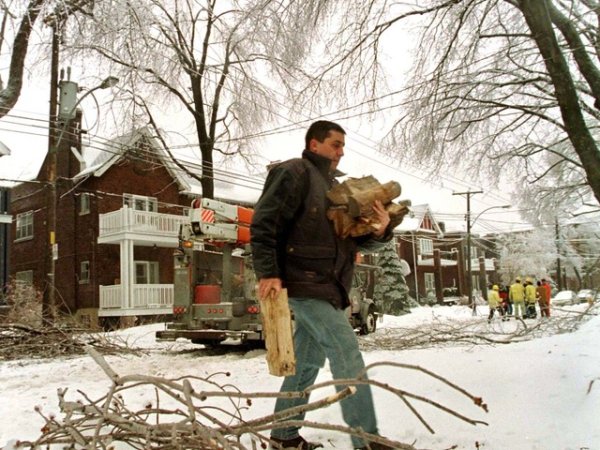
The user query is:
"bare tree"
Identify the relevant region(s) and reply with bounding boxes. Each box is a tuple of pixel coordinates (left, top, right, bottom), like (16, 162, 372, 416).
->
(61, 0, 333, 198)
(557, 221, 600, 290)
(396, 0, 600, 207)
(495, 227, 558, 283)
(494, 201, 600, 289)
(0, 0, 98, 119)
(295, 0, 600, 210)
(0, 0, 47, 118)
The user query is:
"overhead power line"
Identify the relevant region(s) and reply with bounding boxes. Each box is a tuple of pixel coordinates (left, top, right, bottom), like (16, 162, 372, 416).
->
(0, 48, 565, 218)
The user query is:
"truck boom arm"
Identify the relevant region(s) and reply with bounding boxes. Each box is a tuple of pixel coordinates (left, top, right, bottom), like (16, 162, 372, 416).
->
(189, 198, 254, 244)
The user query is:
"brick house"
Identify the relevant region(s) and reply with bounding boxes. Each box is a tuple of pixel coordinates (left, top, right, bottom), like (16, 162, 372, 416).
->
(9, 126, 257, 326)
(394, 204, 499, 303)
(442, 229, 501, 302)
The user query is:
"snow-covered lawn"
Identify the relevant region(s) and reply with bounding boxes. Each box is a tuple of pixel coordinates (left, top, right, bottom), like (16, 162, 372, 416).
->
(1, 304, 598, 450)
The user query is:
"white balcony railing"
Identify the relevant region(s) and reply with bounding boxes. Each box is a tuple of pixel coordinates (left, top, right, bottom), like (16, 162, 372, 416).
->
(133, 284, 174, 308)
(99, 284, 174, 315)
(99, 207, 188, 241)
(99, 285, 122, 309)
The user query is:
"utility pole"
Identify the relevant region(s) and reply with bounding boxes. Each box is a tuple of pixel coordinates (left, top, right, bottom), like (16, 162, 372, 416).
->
(43, 23, 60, 322)
(555, 217, 562, 291)
(43, 72, 118, 321)
(453, 190, 483, 315)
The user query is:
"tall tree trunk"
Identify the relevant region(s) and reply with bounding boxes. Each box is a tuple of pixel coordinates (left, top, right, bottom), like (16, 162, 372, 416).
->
(0, 0, 46, 118)
(518, 0, 600, 203)
(200, 141, 214, 199)
(190, 70, 215, 200)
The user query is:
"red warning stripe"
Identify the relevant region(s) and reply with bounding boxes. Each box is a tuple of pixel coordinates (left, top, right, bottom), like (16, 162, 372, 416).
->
(201, 208, 215, 223)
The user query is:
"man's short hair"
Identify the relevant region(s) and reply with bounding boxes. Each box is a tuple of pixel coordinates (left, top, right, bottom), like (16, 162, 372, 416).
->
(305, 120, 346, 150)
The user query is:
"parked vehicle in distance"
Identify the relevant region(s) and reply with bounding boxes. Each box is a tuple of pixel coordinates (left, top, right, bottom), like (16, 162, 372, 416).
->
(441, 287, 461, 306)
(576, 289, 596, 304)
(576, 289, 596, 303)
(552, 290, 576, 305)
(347, 264, 380, 335)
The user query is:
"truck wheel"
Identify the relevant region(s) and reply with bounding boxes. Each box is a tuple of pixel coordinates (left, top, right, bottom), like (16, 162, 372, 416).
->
(244, 339, 266, 349)
(192, 339, 224, 347)
(360, 306, 377, 335)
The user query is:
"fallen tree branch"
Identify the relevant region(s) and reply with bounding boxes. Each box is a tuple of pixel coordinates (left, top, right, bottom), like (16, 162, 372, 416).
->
(13, 346, 492, 450)
(360, 303, 599, 351)
(0, 323, 142, 361)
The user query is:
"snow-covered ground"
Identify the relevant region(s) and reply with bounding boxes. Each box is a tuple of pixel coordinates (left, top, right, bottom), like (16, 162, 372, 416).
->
(1, 304, 599, 450)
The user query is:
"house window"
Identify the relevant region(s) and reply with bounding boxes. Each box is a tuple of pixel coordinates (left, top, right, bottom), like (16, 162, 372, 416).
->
(124, 194, 157, 212)
(79, 314, 92, 328)
(15, 270, 34, 285)
(79, 193, 91, 215)
(15, 211, 34, 241)
(135, 261, 159, 284)
(80, 261, 90, 284)
(424, 273, 435, 291)
(419, 238, 433, 255)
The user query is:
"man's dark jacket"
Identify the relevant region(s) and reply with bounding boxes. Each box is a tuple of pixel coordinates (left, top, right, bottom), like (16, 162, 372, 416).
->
(250, 150, 390, 309)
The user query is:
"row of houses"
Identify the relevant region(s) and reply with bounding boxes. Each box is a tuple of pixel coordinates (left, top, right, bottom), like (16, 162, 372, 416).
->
(0, 126, 500, 327)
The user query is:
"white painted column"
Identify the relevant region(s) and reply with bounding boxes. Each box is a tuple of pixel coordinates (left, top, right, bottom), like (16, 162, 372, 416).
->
(120, 239, 134, 309)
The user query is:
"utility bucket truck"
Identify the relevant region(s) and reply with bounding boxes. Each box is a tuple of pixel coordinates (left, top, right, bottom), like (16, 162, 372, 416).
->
(156, 198, 263, 346)
(156, 199, 379, 347)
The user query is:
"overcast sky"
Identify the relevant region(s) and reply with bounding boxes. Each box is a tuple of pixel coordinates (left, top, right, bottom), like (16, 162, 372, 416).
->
(0, 50, 522, 235)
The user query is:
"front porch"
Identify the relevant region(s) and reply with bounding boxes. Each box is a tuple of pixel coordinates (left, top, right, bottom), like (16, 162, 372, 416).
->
(98, 206, 188, 246)
(99, 283, 174, 317)
(97, 206, 185, 316)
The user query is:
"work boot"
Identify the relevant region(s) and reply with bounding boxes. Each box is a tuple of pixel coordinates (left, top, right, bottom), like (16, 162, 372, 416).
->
(270, 435, 323, 450)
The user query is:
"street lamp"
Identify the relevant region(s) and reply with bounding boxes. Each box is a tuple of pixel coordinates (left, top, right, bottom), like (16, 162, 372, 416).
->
(44, 75, 119, 321)
(55, 76, 120, 146)
(465, 204, 511, 315)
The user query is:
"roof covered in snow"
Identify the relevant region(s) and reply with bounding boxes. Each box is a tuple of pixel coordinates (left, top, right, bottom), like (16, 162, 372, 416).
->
(0, 140, 11, 157)
(394, 203, 445, 236)
(74, 127, 262, 204)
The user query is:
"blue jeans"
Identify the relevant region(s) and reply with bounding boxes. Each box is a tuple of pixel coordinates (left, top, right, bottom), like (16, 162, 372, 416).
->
(271, 297, 379, 448)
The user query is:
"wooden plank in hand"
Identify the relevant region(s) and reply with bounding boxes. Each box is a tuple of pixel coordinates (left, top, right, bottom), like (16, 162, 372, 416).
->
(259, 288, 296, 376)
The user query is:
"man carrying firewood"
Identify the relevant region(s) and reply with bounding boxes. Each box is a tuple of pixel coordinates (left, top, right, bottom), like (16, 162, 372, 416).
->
(251, 120, 397, 450)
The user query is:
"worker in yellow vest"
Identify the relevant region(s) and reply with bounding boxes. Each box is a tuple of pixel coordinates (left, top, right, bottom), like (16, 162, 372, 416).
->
(524, 277, 537, 319)
(509, 277, 526, 319)
(487, 285, 502, 323)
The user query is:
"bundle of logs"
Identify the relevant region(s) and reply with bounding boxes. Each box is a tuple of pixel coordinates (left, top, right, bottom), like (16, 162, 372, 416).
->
(327, 175, 411, 238)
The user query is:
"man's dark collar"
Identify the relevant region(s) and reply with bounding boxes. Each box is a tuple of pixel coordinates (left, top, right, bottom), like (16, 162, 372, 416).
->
(301, 150, 345, 178)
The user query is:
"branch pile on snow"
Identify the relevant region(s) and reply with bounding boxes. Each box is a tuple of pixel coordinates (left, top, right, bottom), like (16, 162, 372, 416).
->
(360, 304, 598, 351)
(0, 281, 142, 360)
(15, 348, 489, 450)
(0, 323, 142, 361)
